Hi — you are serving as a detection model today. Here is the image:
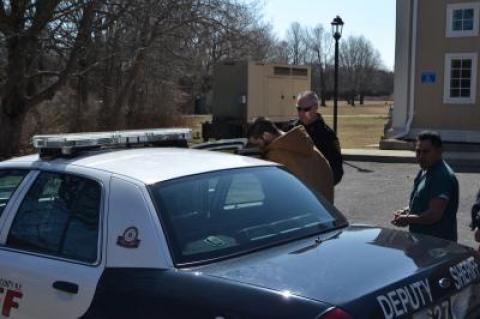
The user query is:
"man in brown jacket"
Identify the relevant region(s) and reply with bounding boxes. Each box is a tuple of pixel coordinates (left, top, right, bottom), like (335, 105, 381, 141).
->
(247, 118, 334, 203)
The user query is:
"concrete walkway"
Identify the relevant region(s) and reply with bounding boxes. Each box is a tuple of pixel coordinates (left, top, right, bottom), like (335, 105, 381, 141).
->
(343, 148, 480, 169)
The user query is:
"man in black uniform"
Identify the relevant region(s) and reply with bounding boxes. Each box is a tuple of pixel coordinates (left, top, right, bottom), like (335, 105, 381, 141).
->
(290, 91, 344, 185)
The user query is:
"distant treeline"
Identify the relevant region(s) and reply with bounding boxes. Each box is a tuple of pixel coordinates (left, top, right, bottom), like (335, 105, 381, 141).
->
(272, 22, 393, 107)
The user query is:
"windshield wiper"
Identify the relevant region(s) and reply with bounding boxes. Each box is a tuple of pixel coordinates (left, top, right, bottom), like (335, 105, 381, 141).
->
(290, 228, 344, 255)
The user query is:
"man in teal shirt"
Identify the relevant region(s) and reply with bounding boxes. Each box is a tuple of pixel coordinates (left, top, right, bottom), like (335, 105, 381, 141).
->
(392, 131, 459, 241)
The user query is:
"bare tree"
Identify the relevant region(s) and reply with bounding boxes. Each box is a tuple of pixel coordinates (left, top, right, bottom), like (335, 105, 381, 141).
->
(355, 37, 382, 104)
(285, 22, 307, 65)
(0, 0, 108, 158)
(305, 24, 332, 106)
(175, 0, 274, 114)
(0, 0, 275, 154)
(273, 22, 391, 106)
(339, 35, 381, 105)
(268, 40, 290, 64)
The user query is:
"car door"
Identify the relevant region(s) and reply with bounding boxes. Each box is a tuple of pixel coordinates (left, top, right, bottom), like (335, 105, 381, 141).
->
(0, 170, 107, 319)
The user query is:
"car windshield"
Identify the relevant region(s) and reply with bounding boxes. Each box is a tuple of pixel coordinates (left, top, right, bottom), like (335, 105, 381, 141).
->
(150, 166, 347, 265)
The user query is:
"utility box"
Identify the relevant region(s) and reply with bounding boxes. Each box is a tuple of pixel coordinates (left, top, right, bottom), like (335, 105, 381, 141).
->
(203, 61, 311, 140)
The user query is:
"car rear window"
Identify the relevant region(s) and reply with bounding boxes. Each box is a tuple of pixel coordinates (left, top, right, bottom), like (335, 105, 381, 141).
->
(150, 166, 347, 265)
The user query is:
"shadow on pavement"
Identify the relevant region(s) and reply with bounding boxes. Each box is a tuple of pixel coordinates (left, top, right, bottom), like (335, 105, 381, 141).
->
(344, 161, 374, 173)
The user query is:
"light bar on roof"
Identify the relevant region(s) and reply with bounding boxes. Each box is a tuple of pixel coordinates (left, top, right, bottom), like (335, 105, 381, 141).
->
(32, 128, 192, 155)
(191, 138, 248, 151)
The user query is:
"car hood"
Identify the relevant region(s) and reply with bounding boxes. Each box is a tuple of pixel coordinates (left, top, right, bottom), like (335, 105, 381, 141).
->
(196, 225, 479, 316)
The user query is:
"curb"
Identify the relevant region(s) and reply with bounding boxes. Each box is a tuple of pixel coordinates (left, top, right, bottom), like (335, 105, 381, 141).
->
(342, 149, 416, 164)
(342, 149, 480, 169)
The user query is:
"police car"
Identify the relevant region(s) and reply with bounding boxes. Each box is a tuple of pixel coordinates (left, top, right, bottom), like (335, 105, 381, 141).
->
(0, 128, 478, 319)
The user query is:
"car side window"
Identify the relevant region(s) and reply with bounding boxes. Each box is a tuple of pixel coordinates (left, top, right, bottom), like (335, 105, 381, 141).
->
(6, 172, 102, 263)
(0, 170, 29, 217)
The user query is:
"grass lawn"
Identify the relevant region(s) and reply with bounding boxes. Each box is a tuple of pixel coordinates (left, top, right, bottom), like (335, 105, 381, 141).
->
(318, 101, 391, 149)
(186, 100, 391, 149)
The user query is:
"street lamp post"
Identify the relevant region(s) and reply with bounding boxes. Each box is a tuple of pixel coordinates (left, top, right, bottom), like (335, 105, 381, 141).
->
(331, 15, 344, 134)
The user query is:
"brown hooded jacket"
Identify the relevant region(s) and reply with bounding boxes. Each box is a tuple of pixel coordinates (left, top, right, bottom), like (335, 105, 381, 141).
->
(264, 126, 334, 203)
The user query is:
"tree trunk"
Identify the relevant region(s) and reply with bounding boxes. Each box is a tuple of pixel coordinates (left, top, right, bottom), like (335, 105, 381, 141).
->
(320, 95, 327, 107)
(101, 45, 146, 130)
(359, 93, 364, 105)
(99, 28, 120, 130)
(349, 93, 356, 106)
(0, 0, 98, 156)
(319, 68, 327, 107)
(0, 36, 29, 158)
(126, 83, 138, 129)
(0, 109, 27, 160)
(70, 78, 87, 132)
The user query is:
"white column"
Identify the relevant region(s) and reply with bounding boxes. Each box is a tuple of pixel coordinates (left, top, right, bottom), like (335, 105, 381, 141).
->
(391, 0, 416, 135)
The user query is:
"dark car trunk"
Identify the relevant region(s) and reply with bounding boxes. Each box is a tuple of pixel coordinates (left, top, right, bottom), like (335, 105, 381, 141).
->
(198, 225, 480, 318)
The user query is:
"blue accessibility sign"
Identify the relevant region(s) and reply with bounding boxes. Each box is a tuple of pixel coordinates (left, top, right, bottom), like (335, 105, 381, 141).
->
(421, 71, 436, 83)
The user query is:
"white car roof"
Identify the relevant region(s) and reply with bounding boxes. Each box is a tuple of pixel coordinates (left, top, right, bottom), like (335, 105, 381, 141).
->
(3, 148, 275, 184)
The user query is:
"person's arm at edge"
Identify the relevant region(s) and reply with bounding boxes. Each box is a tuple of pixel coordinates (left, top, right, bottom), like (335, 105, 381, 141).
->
(400, 197, 448, 225)
(472, 189, 480, 214)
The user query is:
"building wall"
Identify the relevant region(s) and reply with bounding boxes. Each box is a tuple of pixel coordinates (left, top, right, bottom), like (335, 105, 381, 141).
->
(413, 0, 480, 131)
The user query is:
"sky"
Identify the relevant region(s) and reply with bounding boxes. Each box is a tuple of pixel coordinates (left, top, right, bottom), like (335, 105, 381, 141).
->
(260, 0, 396, 71)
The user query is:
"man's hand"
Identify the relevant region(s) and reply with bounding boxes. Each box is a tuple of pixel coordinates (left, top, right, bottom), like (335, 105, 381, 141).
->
(391, 209, 410, 227)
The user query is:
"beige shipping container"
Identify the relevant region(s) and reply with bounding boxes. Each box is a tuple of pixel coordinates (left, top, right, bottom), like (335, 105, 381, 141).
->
(247, 63, 312, 121)
(205, 61, 311, 139)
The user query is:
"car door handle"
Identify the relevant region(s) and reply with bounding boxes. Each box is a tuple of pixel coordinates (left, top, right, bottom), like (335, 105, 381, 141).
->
(52, 281, 79, 294)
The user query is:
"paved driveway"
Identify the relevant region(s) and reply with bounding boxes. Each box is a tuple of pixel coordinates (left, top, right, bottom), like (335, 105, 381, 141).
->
(335, 161, 479, 248)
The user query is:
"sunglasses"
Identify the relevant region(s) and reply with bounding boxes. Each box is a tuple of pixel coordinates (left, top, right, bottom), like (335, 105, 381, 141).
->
(296, 105, 315, 112)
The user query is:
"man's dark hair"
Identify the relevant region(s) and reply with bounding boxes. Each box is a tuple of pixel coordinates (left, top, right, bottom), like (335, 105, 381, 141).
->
(417, 130, 443, 148)
(247, 117, 280, 139)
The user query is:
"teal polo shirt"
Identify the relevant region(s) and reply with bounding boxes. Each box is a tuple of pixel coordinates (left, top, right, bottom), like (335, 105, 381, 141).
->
(408, 160, 459, 241)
